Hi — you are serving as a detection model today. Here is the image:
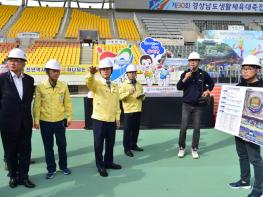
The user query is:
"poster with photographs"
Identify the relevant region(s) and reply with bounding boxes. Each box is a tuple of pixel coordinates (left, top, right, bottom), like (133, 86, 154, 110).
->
(239, 89, 263, 146)
(215, 85, 263, 146)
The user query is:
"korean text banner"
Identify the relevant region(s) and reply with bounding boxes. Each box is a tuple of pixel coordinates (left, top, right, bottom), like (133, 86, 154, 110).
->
(149, 0, 263, 13)
(24, 65, 90, 75)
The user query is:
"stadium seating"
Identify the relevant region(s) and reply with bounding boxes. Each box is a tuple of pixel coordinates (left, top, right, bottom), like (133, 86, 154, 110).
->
(0, 5, 18, 30)
(165, 45, 196, 58)
(65, 9, 111, 39)
(141, 17, 193, 39)
(0, 42, 20, 64)
(193, 20, 246, 32)
(253, 20, 263, 30)
(116, 19, 140, 41)
(26, 40, 80, 65)
(7, 7, 64, 39)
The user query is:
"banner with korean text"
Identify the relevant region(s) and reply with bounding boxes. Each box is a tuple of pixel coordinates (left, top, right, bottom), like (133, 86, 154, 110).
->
(24, 65, 90, 75)
(149, 0, 263, 13)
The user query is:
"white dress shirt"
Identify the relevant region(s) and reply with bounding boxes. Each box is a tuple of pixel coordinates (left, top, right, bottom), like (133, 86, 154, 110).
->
(10, 71, 24, 100)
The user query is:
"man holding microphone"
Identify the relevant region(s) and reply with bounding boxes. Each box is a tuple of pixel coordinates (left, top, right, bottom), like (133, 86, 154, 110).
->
(177, 52, 214, 159)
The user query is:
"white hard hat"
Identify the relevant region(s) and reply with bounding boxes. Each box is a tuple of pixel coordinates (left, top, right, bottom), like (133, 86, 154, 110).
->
(45, 59, 61, 70)
(98, 58, 113, 69)
(188, 52, 201, 60)
(8, 48, 27, 61)
(242, 55, 261, 68)
(126, 64, 137, 72)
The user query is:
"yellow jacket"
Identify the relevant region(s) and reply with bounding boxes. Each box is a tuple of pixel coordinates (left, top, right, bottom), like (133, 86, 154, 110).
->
(119, 80, 145, 113)
(86, 73, 121, 122)
(33, 80, 73, 124)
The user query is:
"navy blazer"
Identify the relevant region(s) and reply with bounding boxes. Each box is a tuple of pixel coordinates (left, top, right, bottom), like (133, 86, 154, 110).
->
(0, 71, 34, 132)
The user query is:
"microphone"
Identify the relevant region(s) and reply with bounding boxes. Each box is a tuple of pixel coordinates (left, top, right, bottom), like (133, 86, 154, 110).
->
(184, 68, 193, 82)
(188, 68, 193, 73)
(130, 79, 136, 84)
(130, 79, 136, 90)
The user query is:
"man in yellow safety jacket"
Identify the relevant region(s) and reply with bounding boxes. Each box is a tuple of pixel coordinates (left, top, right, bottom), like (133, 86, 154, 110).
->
(33, 59, 72, 179)
(119, 64, 145, 157)
(86, 58, 121, 177)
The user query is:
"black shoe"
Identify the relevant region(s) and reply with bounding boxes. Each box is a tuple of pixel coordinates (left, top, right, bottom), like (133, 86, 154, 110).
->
(229, 180, 251, 189)
(132, 146, 144, 152)
(125, 150, 134, 157)
(18, 179, 36, 188)
(248, 189, 262, 197)
(105, 163, 122, 170)
(9, 178, 17, 188)
(98, 168, 108, 177)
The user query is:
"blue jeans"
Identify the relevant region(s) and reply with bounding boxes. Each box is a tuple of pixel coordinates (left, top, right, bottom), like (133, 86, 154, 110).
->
(40, 120, 67, 173)
(178, 103, 202, 149)
(235, 136, 263, 192)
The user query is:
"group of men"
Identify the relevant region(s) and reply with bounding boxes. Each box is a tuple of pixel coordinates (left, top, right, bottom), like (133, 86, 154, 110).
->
(0, 47, 262, 197)
(176, 52, 263, 197)
(0, 48, 74, 188)
(0, 48, 145, 186)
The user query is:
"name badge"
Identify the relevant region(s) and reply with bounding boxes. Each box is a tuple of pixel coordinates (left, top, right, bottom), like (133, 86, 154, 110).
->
(59, 94, 64, 102)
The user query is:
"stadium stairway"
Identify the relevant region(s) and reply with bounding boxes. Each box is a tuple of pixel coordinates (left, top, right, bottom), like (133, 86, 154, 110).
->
(19, 39, 31, 52)
(57, 7, 72, 39)
(80, 45, 93, 65)
(1, 6, 24, 37)
(110, 10, 118, 38)
(133, 12, 147, 40)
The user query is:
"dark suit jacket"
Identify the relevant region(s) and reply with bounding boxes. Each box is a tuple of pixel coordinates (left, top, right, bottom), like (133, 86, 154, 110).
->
(0, 71, 34, 132)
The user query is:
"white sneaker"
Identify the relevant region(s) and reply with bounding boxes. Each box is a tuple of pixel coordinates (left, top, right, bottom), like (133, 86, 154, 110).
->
(192, 148, 199, 159)
(178, 148, 185, 158)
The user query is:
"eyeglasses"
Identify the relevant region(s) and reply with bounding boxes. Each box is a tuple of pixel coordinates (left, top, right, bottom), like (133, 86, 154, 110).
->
(241, 67, 257, 71)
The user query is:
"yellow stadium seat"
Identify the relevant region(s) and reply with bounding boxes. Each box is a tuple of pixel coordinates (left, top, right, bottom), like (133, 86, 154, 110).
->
(26, 40, 80, 66)
(0, 5, 18, 30)
(65, 9, 111, 39)
(116, 19, 140, 41)
(0, 42, 19, 64)
(7, 7, 64, 39)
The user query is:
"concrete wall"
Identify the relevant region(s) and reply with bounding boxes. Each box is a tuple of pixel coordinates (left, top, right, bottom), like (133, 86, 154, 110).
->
(114, 0, 148, 10)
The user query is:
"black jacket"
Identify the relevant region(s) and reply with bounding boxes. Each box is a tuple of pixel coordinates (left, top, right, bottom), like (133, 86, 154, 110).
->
(177, 68, 214, 105)
(0, 71, 34, 132)
(237, 78, 263, 88)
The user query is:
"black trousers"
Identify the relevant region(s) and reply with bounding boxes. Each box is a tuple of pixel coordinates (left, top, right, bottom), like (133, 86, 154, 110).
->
(235, 137, 263, 192)
(123, 112, 141, 151)
(0, 124, 32, 180)
(93, 119, 116, 169)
